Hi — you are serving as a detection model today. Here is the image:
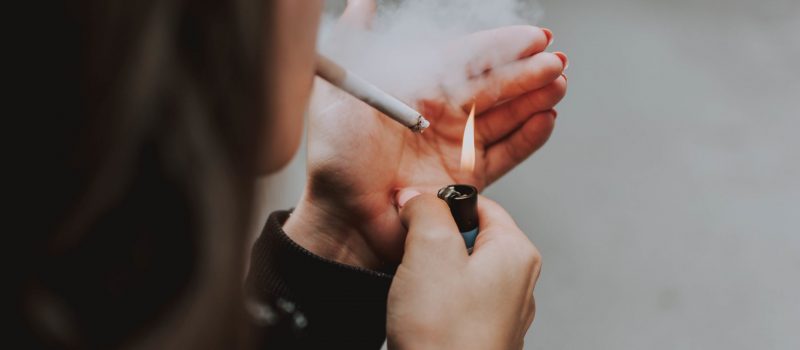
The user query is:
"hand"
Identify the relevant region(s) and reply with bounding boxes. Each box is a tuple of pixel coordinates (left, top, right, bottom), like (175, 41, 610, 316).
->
(387, 192, 541, 350)
(284, 0, 567, 267)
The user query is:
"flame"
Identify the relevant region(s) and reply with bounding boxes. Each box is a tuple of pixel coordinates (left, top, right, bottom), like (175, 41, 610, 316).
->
(460, 102, 476, 174)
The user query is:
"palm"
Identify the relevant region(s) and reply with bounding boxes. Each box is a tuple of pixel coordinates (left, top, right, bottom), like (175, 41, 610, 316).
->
(301, 25, 565, 263)
(311, 86, 487, 202)
(307, 71, 558, 263)
(398, 99, 488, 190)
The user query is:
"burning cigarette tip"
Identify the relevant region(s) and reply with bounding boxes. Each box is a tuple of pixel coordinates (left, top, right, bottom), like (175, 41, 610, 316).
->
(411, 116, 431, 133)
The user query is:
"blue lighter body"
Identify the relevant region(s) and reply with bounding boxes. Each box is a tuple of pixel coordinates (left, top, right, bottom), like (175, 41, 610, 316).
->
(437, 184, 479, 254)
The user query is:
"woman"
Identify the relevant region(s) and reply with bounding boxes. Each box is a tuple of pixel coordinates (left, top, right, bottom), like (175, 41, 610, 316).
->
(18, 0, 567, 348)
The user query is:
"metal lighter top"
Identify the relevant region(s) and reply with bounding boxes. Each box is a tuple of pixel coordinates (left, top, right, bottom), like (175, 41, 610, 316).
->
(437, 184, 479, 251)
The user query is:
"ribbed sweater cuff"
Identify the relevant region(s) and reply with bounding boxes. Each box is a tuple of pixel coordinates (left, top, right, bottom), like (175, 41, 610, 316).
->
(246, 210, 393, 348)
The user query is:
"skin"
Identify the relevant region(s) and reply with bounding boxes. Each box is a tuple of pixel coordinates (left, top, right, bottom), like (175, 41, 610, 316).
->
(266, 0, 565, 348)
(283, 3, 567, 268)
(388, 192, 540, 350)
(259, 0, 324, 173)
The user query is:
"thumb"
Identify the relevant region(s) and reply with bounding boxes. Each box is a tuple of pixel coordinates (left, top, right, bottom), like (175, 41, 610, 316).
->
(399, 193, 467, 262)
(339, 0, 377, 30)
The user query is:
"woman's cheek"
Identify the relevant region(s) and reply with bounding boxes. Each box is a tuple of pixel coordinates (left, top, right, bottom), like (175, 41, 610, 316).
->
(260, 0, 323, 174)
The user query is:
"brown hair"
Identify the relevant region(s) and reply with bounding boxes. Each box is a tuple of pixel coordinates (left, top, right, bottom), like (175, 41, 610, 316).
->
(18, 0, 272, 348)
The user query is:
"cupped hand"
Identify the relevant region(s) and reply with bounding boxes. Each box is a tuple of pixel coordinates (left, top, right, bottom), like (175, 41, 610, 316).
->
(284, 0, 567, 268)
(387, 192, 541, 349)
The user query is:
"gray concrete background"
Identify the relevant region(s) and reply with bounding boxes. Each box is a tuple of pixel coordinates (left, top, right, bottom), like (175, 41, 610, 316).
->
(255, 0, 800, 348)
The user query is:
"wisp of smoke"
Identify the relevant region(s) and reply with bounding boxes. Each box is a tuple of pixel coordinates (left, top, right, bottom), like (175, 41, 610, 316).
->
(319, 0, 544, 103)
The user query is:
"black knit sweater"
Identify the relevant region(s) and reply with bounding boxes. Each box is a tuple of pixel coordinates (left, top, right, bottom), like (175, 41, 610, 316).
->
(245, 210, 394, 349)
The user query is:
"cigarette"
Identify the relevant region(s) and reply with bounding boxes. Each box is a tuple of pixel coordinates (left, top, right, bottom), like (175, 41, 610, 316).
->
(315, 53, 430, 133)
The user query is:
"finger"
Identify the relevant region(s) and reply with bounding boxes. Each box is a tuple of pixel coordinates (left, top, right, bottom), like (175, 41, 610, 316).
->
(472, 196, 522, 236)
(448, 52, 566, 114)
(472, 198, 543, 302)
(399, 193, 468, 263)
(470, 196, 529, 257)
(524, 258, 540, 330)
(469, 196, 530, 254)
(446, 26, 552, 79)
(484, 110, 556, 182)
(338, 0, 377, 30)
(524, 295, 536, 329)
(477, 75, 566, 145)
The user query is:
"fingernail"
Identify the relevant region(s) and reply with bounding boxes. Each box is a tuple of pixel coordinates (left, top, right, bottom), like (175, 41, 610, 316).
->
(395, 189, 421, 209)
(554, 51, 569, 71)
(541, 28, 554, 47)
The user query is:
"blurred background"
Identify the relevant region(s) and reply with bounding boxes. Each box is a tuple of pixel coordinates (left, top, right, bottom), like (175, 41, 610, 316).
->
(254, 0, 800, 349)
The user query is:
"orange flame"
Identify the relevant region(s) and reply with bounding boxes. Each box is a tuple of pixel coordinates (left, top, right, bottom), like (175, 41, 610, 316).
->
(460, 102, 476, 174)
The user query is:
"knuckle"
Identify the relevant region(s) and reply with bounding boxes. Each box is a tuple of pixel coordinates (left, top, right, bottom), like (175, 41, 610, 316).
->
(503, 139, 527, 161)
(506, 93, 524, 118)
(526, 244, 542, 265)
(514, 238, 542, 270)
(478, 113, 497, 140)
(519, 125, 539, 147)
(522, 90, 541, 111)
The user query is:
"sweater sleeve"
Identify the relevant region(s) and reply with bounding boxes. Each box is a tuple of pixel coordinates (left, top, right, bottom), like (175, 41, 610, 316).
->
(245, 210, 394, 349)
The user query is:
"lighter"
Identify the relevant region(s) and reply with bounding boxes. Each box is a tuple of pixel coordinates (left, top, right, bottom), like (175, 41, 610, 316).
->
(437, 184, 479, 253)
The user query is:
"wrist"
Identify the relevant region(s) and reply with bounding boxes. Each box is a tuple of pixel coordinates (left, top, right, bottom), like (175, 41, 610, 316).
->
(283, 193, 383, 270)
(389, 329, 512, 350)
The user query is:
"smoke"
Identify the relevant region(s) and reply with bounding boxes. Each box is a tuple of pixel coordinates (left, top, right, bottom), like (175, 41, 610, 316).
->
(319, 0, 544, 102)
